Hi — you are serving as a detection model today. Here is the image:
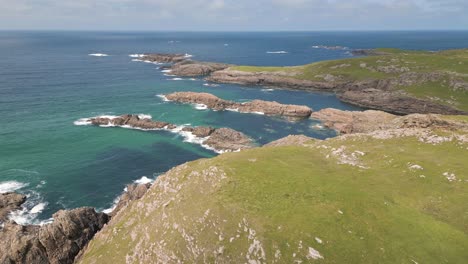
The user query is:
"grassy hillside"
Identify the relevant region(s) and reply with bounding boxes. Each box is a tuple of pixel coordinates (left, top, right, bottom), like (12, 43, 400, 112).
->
(232, 49, 468, 111)
(79, 126, 468, 263)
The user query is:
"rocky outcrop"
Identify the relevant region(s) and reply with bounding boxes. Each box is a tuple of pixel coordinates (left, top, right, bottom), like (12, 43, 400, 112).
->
(337, 88, 467, 115)
(83, 114, 254, 152)
(203, 128, 254, 151)
(0, 193, 26, 223)
(207, 69, 337, 91)
(141, 53, 189, 63)
(312, 108, 468, 134)
(167, 60, 231, 76)
(311, 108, 398, 134)
(165, 92, 313, 118)
(0, 207, 109, 264)
(109, 183, 151, 217)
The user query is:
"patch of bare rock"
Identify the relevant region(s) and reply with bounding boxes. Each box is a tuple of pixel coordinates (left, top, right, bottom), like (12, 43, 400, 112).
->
(85, 114, 254, 152)
(0, 207, 108, 264)
(311, 108, 468, 134)
(0, 182, 152, 264)
(0, 193, 26, 223)
(164, 91, 313, 118)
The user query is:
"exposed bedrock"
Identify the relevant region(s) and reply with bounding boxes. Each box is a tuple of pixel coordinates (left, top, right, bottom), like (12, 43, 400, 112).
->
(0, 207, 109, 264)
(311, 108, 468, 134)
(167, 60, 231, 76)
(207, 69, 336, 91)
(109, 183, 151, 217)
(86, 114, 254, 152)
(140, 53, 189, 63)
(165, 91, 313, 118)
(0, 193, 27, 223)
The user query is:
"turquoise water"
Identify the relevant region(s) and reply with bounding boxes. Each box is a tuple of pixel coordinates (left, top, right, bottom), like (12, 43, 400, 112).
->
(1, 31, 467, 223)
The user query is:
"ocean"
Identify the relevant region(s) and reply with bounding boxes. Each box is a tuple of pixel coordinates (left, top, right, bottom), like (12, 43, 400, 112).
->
(1, 31, 467, 224)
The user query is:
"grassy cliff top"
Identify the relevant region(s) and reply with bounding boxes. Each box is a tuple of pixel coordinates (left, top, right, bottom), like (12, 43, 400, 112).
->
(79, 125, 468, 263)
(232, 49, 468, 111)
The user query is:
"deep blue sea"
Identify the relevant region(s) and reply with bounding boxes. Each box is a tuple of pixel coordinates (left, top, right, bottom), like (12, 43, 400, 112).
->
(1, 31, 467, 224)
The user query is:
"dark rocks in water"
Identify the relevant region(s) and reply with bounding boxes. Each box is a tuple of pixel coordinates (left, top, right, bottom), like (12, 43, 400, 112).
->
(0, 207, 109, 264)
(141, 53, 188, 63)
(86, 114, 254, 152)
(182, 126, 215, 138)
(109, 183, 151, 217)
(0, 193, 26, 223)
(165, 91, 313, 118)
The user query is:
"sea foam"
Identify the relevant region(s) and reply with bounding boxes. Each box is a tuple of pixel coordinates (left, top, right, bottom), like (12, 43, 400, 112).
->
(88, 53, 109, 57)
(266, 51, 288, 54)
(0, 181, 29, 193)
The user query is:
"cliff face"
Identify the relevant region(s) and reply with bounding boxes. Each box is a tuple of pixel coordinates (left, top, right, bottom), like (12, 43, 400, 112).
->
(78, 114, 468, 264)
(0, 208, 109, 264)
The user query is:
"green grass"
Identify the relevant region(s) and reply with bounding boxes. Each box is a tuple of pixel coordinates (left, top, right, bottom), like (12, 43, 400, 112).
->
(230, 49, 468, 111)
(79, 131, 468, 264)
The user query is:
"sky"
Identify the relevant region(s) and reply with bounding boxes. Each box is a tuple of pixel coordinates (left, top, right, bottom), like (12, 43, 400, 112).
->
(0, 0, 466, 31)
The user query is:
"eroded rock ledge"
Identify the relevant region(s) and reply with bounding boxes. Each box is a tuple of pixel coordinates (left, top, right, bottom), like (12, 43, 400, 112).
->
(84, 114, 254, 152)
(311, 108, 468, 134)
(164, 91, 313, 118)
(0, 182, 152, 264)
(0, 193, 26, 223)
(0, 207, 108, 264)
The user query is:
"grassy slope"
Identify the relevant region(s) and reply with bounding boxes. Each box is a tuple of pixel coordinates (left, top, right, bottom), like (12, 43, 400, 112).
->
(79, 129, 468, 263)
(232, 49, 468, 111)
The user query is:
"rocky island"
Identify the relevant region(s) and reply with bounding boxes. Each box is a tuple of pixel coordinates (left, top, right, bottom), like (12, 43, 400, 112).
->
(81, 114, 255, 152)
(164, 91, 313, 118)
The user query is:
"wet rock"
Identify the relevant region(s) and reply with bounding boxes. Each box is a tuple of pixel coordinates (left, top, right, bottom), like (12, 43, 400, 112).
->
(0, 207, 109, 264)
(0, 193, 26, 223)
(165, 92, 313, 118)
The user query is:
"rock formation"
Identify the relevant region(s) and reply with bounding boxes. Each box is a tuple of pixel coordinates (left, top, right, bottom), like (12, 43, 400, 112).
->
(311, 108, 468, 134)
(166, 60, 231, 76)
(84, 114, 254, 152)
(0, 207, 108, 264)
(0, 193, 26, 223)
(265, 135, 314, 147)
(108, 183, 151, 217)
(140, 53, 189, 63)
(165, 92, 313, 118)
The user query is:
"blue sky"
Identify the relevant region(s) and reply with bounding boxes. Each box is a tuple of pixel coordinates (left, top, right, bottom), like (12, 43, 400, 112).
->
(0, 0, 466, 30)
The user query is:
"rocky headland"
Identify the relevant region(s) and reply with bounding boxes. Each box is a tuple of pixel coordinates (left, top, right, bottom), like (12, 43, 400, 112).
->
(81, 114, 254, 152)
(0, 182, 153, 264)
(143, 49, 468, 115)
(164, 91, 313, 118)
